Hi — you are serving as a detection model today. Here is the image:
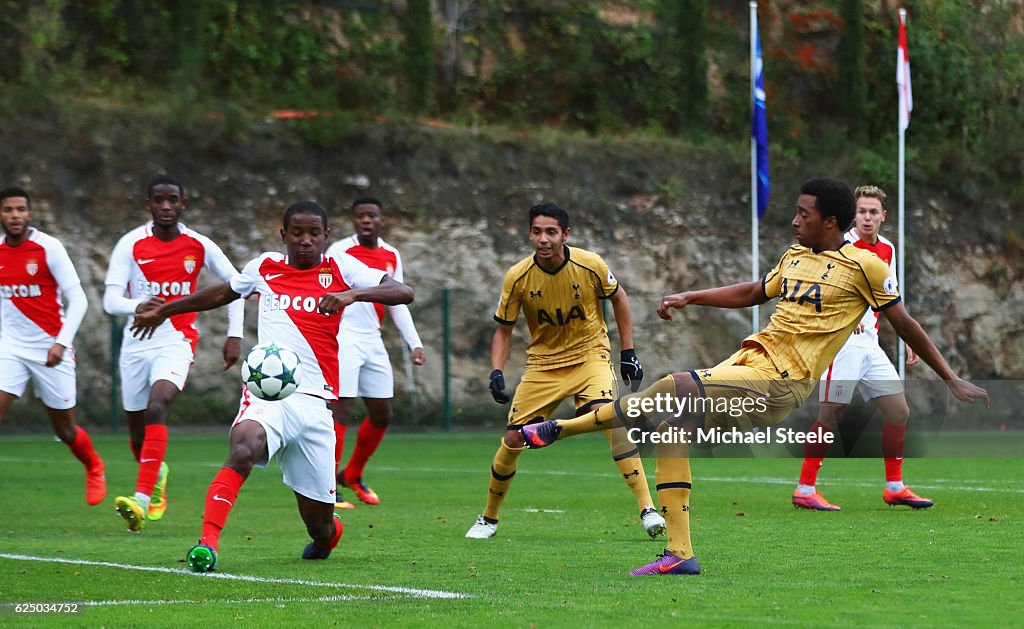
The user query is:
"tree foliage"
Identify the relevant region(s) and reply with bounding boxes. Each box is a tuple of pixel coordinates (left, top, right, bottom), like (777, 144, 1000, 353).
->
(1, 0, 1022, 200)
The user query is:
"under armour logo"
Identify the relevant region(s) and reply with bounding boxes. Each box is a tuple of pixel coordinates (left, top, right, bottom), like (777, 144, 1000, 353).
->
(529, 290, 542, 299)
(601, 389, 614, 398)
(623, 469, 640, 479)
(489, 489, 505, 496)
(788, 260, 800, 268)
(700, 370, 712, 378)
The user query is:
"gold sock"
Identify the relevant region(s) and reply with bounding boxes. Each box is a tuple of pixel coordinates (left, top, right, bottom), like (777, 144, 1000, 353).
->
(605, 428, 654, 510)
(557, 375, 679, 439)
(483, 439, 524, 521)
(655, 439, 694, 559)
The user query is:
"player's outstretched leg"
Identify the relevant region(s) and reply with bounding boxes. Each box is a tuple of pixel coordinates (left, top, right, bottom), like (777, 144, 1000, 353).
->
(522, 375, 680, 448)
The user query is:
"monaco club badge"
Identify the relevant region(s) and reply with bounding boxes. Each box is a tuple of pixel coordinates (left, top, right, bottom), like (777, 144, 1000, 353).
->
(26, 259, 38, 276)
(184, 255, 197, 274)
(319, 269, 333, 289)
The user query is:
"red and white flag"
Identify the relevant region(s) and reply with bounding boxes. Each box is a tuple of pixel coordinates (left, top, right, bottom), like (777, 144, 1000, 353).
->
(897, 11, 912, 132)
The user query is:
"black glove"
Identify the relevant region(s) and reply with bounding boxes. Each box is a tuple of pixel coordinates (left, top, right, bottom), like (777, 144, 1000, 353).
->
(489, 369, 510, 404)
(620, 349, 643, 392)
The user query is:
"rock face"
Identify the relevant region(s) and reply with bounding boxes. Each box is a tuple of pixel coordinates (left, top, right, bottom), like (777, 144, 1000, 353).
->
(0, 110, 1017, 427)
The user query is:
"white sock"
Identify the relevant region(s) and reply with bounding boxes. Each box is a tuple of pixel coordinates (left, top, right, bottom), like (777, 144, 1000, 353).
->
(886, 481, 905, 493)
(796, 484, 816, 496)
(134, 492, 151, 510)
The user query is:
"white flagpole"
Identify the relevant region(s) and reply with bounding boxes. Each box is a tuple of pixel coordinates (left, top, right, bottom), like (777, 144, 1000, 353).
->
(897, 8, 908, 380)
(750, 1, 759, 335)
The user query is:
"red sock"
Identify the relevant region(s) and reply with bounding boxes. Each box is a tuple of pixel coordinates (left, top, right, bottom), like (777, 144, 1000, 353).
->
(333, 422, 347, 476)
(882, 421, 906, 482)
(343, 417, 386, 481)
(200, 467, 246, 551)
(135, 424, 168, 496)
(316, 514, 344, 550)
(798, 421, 833, 486)
(67, 426, 103, 471)
(129, 438, 141, 463)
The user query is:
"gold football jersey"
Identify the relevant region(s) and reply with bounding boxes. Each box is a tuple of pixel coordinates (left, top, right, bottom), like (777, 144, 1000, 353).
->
(494, 246, 618, 370)
(749, 243, 901, 382)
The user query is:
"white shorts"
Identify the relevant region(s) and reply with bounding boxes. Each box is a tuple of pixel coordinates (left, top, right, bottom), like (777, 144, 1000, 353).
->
(819, 337, 903, 404)
(232, 390, 336, 503)
(119, 341, 194, 412)
(0, 344, 77, 410)
(337, 333, 393, 398)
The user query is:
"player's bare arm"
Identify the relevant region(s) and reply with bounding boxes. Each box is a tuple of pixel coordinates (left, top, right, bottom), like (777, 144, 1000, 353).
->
(130, 282, 241, 339)
(222, 337, 242, 371)
(317, 276, 413, 315)
(609, 287, 635, 351)
(658, 280, 767, 320)
(882, 301, 989, 407)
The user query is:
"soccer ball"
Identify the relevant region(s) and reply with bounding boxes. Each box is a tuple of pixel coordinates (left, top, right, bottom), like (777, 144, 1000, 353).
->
(241, 343, 302, 401)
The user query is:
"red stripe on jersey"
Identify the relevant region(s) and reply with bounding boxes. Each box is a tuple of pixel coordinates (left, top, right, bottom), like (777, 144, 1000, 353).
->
(132, 235, 207, 351)
(258, 257, 350, 396)
(343, 243, 397, 325)
(853, 237, 894, 333)
(0, 239, 63, 336)
(823, 361, 835, 402)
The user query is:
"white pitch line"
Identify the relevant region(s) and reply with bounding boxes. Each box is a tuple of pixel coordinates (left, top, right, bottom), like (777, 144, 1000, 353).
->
(84, 595, 376, 607)
(1, 456, 1021, 492)
(0, 554, 469, 600)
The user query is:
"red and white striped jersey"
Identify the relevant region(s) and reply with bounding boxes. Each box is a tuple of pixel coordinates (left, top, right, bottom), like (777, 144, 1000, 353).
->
(105, 222, 243, 353)
(325, 235, 422, 349)
(0, 228, 83, 350)
(846, 228, 898, 342)
(231, 252, 387, 400)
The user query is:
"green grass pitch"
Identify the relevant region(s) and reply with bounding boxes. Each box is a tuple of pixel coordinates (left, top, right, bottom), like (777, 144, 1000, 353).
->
(0, 431, 1020, 626)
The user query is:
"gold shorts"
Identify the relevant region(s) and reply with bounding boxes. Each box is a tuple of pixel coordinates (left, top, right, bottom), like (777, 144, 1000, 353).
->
(689, 344, 811, 431)
(507, 359, 617, 427)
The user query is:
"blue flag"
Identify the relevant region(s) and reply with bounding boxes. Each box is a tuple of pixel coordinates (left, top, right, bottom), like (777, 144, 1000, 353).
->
(752, 27, 770, 218)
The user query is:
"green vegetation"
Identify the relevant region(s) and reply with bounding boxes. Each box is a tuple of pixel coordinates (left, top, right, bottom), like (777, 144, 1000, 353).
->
(0, 432, 1020, 625)
(2, 1, 1022, 201)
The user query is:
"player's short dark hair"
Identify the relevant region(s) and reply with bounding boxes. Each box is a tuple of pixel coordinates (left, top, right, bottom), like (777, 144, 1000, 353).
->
(283, 200, 329, 231)
(0, 187, 31, 208)
(529, 201, 569, 231)
(147, 175, 185, 199)
(351, 197, 383, 213)
(800, 179, 855, 231)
